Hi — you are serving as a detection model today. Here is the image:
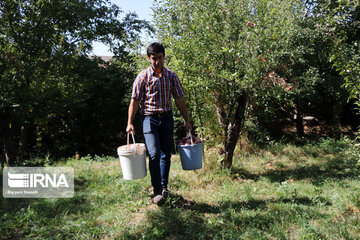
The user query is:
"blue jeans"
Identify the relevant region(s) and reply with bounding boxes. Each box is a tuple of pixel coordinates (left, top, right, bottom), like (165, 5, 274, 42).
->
(142, 113, 174, 195)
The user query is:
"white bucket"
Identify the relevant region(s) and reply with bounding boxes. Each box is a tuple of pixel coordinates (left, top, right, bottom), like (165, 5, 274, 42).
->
(117, 132, 147, 180)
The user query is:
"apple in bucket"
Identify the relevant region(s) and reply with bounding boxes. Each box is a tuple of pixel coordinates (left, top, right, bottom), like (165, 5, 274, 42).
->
(118, 144, 142, 150)
(179, 135, 202, 146)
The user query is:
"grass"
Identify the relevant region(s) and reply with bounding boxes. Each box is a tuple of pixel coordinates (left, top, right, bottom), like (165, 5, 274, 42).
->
(1, 137, 360, 239)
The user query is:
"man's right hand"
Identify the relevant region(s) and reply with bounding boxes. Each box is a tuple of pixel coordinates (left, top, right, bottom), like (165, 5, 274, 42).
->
(126, 98, 140, 135)
(185, 121, 192, 131)
(126, 124, 135, 134)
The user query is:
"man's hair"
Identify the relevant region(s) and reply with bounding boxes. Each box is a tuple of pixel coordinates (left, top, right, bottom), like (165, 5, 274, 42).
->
(147, 42, 165, 57)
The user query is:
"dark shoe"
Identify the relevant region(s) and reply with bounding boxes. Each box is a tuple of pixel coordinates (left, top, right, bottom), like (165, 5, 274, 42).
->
(162, 188, 169, 198)
(153, 194, 164, 205)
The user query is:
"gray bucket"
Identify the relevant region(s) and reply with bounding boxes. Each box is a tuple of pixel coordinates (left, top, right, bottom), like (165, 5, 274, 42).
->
(178, 142, 203, 170)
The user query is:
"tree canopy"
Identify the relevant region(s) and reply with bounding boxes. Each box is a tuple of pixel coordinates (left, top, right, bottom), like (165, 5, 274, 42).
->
(0, 0, 150, 165)
(153, 0, 358, 168)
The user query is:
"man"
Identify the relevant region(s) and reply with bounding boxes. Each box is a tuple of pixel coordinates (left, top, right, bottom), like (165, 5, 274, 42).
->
(126, 42, 192, 205)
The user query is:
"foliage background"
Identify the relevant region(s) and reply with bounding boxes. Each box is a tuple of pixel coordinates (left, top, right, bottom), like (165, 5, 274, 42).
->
(0, 0, 150, 165)
(0, 0, 359, 166)
(152, 0, 359, 167)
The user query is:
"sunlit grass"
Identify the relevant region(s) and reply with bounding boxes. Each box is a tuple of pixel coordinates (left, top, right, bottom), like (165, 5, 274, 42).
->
(1, 138, 359, 239)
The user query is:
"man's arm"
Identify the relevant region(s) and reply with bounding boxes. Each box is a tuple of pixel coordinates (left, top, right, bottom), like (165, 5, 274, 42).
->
(175, 96, 192, 130)
(126, 98, 140, 134)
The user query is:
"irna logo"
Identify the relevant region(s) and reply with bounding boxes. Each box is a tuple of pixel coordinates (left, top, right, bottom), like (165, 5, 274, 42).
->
(3, 167, 74, 198)
(8, 172, 69, 188)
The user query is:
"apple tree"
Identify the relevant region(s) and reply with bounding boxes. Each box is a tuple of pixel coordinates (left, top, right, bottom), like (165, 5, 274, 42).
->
(153, 0, 306, 168)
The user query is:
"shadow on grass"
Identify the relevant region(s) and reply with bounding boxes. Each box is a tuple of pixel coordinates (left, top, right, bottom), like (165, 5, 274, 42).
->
(0, 195, 93, 240)
(0, 174, 92, 240)
(231, 155, 359, 185)
(161, 193, 330, 212)
(122, 193, 330, 240)
(121, 195, 218, 239)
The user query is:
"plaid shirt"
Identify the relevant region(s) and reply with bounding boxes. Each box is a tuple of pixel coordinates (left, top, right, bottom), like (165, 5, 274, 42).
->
(131, 66, 185, 115)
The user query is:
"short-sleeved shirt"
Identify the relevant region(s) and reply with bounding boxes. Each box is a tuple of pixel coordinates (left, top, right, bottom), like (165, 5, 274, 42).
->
(131, 66, 185, 115)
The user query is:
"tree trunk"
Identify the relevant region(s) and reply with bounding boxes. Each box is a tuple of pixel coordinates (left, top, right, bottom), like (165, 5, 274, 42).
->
(1, 107, 17, 166)
(222, 92, 247, 168)
(19, 123, 35, 159)
(214, 91, 247, 169)
(295, 104, 304, 137)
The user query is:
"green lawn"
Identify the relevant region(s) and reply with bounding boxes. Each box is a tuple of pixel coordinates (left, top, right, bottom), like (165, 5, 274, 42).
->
(1, 138, 360, 239)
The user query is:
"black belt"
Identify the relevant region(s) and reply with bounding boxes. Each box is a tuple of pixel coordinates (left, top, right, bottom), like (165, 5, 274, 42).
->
(149, 111, 172, 118)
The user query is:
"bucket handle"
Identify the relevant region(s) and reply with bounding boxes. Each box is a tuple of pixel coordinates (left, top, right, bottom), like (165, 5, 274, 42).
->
(127, 131, 137, 154)
(127, 131, 136, 145)
(188, 129, 194, 147)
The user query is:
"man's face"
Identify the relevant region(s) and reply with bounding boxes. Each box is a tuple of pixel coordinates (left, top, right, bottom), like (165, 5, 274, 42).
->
(148, 52, 165, 71)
